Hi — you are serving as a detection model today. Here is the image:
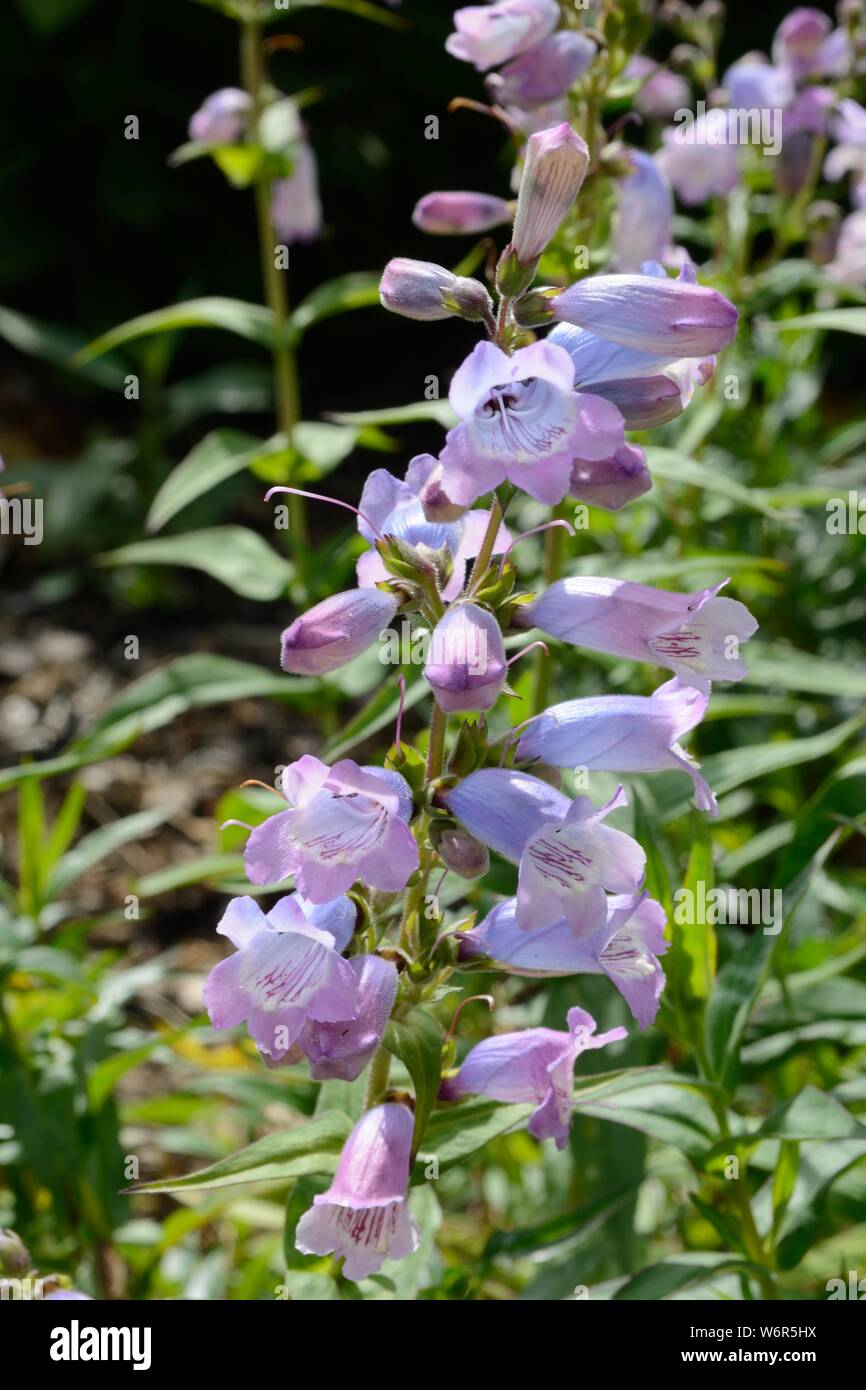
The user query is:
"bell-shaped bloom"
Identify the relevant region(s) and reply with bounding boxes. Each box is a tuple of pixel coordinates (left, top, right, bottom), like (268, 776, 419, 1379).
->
(280, 588, 399, 676)
(412, 190, 513, 235)
(625, 57, 691, 122)
(570, 444, 652, 511)
(459, 891, 668, 1027)
(271, 143, 323, 245)
(655, 110, 740, 206)
(446, 0, 559, 72)
(437, 340, 625, 507)
(424, 603, 507, 713)
(553, 259, 738, 356)
(511, 123, 589, 265)
(442, 1007, 626, 1148)
(515, 576, 757, 695)
(722, 56, 794, 111)
(772, 7, 833, 80)
(244, 755, 419, 900)
(446, 771, 645, 933)
(203, 893, 359, 1060)
(379, 258, 492, 322)
(296, 1103, 420, 1280)
(298, 953, 398, 1081)
(188, 87, 252, 144)
(487, 31, 595, 108)
(611, 151, 674, 272)
(826, 209, 866, 285)
(355, 458, 509, 601)
(517, 677, 718, 815)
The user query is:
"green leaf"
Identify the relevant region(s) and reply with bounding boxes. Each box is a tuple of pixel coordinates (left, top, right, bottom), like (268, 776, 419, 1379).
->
(613, 1252, 761, 1300)
(73, 298, 276, 365)
(572, 1070, 720, 1160)
(384, 1010, 443, 1156)
(129, 1113, 354, 1193)
(667, 813, 716, 1028)
(100, 526, 293, 600)
(0, 302, 124, 389)
(415, 1099, 534, 1176)
(327, 400, 459, 430)
(289, 273, 380, 339)
(743, 644, 866, 698)
(765, 308, 866, 336)
(47, 808, 169, 899)
(704, 932, 774, 1093)
(293, 421, 359, 477)
(483, 1185, 637, 1261)
(146, 430, 275, 533)
(646, 447, 800, 525)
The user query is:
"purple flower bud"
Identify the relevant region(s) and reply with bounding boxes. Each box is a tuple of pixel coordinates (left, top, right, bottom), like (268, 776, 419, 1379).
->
(188, 88, 252, 145)
(280, 588, 398, 676)
(436, 826, 490, 878)
(412, 191, 513, 235)
(552, 264, 738, 356)
(271, 143, 323, 245)
(625, 57, 692, 121)
(424, 603, 507, 713)
(299, 953, 398, 1081)
(772, 7, 832, 79)
(486, 31, 596, 108)
(569, 444, 652, 510)
(379, 258, 493, 322)
(443, 1006, 626, 1148)
(295, 1103, 420, 1281)
(446, 0, 559, 72)
(511, 123, 589, 265)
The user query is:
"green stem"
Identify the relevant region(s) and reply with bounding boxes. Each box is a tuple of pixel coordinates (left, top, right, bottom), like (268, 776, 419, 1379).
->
(364, 1046, 392, 1108)
(531, 515, 564, 715)
(468, 494, 504, 591)
(426, 702, 447, 782)
(241, 14, 306, 545)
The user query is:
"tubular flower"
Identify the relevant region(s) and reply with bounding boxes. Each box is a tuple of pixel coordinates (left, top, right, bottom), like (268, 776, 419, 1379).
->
(424, 603, 507, 712)
(516, 677, 719, 816)
(280, 588, 400, 676)
(441, 1006, 626, 1148)
(295, 1104, 420, 1280)
(515, 576, 758, 694)
(244, 755, 419, 900)
(446, 0, 559, 72)
(298, 953, 398, 1081)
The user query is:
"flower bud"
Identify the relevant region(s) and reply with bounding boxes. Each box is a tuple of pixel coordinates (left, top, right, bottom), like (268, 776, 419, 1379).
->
(379, 258, 493, 323)
(552, 264, 738, 356)
(0, 1229, 30, 1276)
(412, 191, 513, 235)
(280, 588, 399, 675)
(511, 123, 590, 266)
(424, 603, 507, 713)
(435, 826, 490, 879)
(188, 88, 252, 145)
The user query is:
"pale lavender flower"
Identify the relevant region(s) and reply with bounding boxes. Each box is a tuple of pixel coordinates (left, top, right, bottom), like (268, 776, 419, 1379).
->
(295, 1103, 419, 1280)
(826, 209, 866, 284)
(244, 755, 419, 899)
(446, 0, 559, 72)
(412, 190, 513, 235)
(280, 588, 399, 676)
(379, 258, 493, 322)
(772, 7, 834, 80)
(722, 55, 794, 110)
(441, 1006, 626, 1148)
(271, 142, 323, 245)
(486, 31, 596, 108)
(298, 953, 398, 1080)
(516, 677, 718, 815)
(552, 260, 738, 356)
(436, 339, 625, 507)
(424, 603, 507, 712)
(188, 87, 252, 144)
(625, 56, 692, 121)
(569, 444, 653, 511)
(355, 458, 510, 601)
(459, 891, 668, 1026)
(445, 772, 646, 933)
(825, 99, 866, 206)
(515, 576, 758, 694)
(203, 893, 359, 1059)
(611, 151, 675, 272)
(511, 123, 589, 265)
(656, 109, 740, 205)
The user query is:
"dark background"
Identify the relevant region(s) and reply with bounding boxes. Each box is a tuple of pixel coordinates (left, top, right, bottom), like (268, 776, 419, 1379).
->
(0, 0, 840, 466)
